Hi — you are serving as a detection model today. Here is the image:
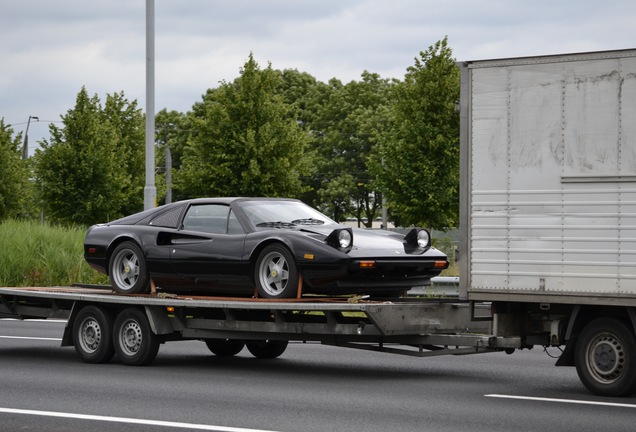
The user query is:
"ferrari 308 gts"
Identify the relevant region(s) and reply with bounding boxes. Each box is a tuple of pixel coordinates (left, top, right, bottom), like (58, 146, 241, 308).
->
(84, 197, 449, 298)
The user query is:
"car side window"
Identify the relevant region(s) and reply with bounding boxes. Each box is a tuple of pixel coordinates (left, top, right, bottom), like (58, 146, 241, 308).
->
(182, 204, 230, 234)
(182, 204, 245, 234)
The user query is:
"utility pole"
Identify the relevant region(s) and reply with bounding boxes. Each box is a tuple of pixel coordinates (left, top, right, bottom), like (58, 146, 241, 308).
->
(144, 0, 156, 210)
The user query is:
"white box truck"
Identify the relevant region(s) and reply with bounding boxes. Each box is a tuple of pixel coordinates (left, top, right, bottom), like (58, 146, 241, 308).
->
(459, 48, 636, 396)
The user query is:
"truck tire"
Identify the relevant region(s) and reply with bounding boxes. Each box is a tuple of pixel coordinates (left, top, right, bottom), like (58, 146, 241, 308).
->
(109, 241, 149, 294)
(254, 244, 298, 299)
(205, 339, 245, 357)
(575, 317, 636, 397)
(113, 308, 159, 366)
(73, 305, 115, 364)
(245, 340, 288, 359)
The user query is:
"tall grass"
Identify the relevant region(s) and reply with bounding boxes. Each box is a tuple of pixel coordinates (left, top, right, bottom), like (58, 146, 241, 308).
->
(0, 220, 108, 287)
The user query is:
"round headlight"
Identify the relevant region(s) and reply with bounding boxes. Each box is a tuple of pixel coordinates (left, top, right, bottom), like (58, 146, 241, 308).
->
(417, 230, 430, 248)
(339, 230, 352, 248)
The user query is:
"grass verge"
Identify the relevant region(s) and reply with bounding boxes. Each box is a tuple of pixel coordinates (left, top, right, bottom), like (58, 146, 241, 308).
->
(0, 220, 108, 287)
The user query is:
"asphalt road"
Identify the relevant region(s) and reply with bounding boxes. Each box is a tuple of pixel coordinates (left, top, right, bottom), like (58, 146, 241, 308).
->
(1, 319, 635, 432)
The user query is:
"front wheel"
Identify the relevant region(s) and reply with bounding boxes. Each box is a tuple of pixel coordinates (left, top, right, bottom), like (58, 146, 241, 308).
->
(245, 340, 289, 359)
(254, 244, 298, 298)
(575, 317, 636, 397)
(73, 305, 115, 363)
(113, 308, 160, 366)
(109, 241, 149, 294)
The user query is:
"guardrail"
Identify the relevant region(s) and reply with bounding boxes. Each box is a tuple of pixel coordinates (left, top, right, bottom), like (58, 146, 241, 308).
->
(408, 276, 459, 297)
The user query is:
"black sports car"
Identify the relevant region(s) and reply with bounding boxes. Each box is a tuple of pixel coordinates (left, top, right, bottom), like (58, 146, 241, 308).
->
(84, 197, 449, 298)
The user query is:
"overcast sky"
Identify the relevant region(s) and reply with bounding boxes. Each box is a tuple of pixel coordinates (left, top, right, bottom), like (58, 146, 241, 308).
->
(2, 0, 635, 149)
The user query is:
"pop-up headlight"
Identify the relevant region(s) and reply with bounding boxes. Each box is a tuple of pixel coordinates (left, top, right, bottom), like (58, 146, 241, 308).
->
(405, 228, 431, 249)
(326, 228, 353, 250)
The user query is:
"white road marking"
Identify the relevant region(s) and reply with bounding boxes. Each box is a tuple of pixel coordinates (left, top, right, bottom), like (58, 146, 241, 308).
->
(486, 394, 636, 409)
(0, 335, 61, 341)
(0, 407, 280, 432)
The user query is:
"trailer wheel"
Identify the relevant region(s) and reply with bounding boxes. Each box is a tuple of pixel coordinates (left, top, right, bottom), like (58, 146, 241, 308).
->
(254, 244, 298, 298)
(204, 339, 245, 357)
(109, 241, 149, 294)
(575, 317, 636, 397)
(113, 308, 160, 366)
(73, 306, 115, 364)
(246, 340, 289, 359)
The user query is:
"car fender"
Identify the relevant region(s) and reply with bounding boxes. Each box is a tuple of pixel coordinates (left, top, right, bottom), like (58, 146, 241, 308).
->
(102, 231, 147, 265)
(246, 231, 349, 275)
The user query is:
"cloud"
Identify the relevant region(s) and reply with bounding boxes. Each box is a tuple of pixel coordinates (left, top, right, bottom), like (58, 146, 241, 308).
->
(2, 0, 635, 148)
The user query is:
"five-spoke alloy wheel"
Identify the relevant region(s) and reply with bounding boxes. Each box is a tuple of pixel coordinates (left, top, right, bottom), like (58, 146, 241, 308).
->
(109, 241, 149, 294)
(254, 244, 298, 298)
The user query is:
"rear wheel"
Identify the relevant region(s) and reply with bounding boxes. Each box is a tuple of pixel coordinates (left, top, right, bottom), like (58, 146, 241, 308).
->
(73, 305, 115, 363)
(109, 242, 149, 294)
(245, 340, 289, 359)
(113, 308, 160, 366)
(575, 317, 636, 396)
(205, 339, 245, 357)
(254, 244, 298, 298)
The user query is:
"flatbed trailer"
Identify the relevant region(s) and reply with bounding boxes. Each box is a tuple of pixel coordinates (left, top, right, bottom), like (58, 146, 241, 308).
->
(0, 286, 506, 367)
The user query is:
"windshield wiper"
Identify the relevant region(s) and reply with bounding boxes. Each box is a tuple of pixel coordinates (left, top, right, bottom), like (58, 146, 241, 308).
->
(255, 221, 297, 228)
(291, 218, 325, 225)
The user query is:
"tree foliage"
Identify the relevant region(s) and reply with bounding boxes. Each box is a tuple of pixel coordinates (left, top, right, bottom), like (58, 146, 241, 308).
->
(176, 54, 311, 198)
(370, 37, 460, 229)
(155, 109, 190, 204)
(302, 72, 394, 225)
(34, 87, 145, 225)
(23, 39, 461, 229)
(0, 119, 34, 219)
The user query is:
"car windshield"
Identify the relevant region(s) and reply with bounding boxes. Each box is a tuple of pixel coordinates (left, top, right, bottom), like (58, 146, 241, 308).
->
(239, 200, 336, 228)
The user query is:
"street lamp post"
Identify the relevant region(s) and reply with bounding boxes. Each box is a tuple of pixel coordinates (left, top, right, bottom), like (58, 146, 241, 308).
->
(22, 115, 39, 159)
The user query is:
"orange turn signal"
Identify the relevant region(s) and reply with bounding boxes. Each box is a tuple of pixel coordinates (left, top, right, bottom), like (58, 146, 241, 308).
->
(166, 306, 175, 313)
(304, 253, 315, 260)
(434, 261, 448, 268)
(359, 261, 376, 268)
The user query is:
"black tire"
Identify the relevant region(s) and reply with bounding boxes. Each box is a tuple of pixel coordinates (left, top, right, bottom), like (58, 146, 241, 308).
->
(575, 317, 636, 397)
(73, 305, 115, 364)
(245, 340, 289, 359)
(113, 308, 160, 366)
(204, 339, 245, 357)
(254, 244, 298, 298)
(109, 241, 149, 294)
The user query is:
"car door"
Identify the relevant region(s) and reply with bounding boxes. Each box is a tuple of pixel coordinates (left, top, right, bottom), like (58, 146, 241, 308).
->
(168, 203, 252, 294)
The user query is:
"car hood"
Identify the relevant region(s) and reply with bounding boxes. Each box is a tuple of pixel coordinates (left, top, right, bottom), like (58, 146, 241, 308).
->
(297, 225, 445, 258)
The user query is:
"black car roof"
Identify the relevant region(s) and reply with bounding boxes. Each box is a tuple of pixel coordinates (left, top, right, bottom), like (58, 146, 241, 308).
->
(108, 197, 301, 225)
(186, 197, 299, 205)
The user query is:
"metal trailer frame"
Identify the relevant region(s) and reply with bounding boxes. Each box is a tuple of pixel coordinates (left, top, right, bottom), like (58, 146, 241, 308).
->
(0, 286, 514, 361)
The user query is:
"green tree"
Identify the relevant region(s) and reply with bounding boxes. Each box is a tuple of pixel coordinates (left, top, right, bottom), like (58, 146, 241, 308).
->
(34, 87, 144, 225)
(273, 69, 332, 210)
(155, 109, 190, 204)
(370, 37, 460, 229)
(102, 91, 145, 215)
(308, 72, 393, 225)
(176, 54, 311, 198)
(0, 119, 34, 219)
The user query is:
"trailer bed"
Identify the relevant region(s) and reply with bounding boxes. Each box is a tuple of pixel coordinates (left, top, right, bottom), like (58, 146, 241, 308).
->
(0, 286, 510, 362)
